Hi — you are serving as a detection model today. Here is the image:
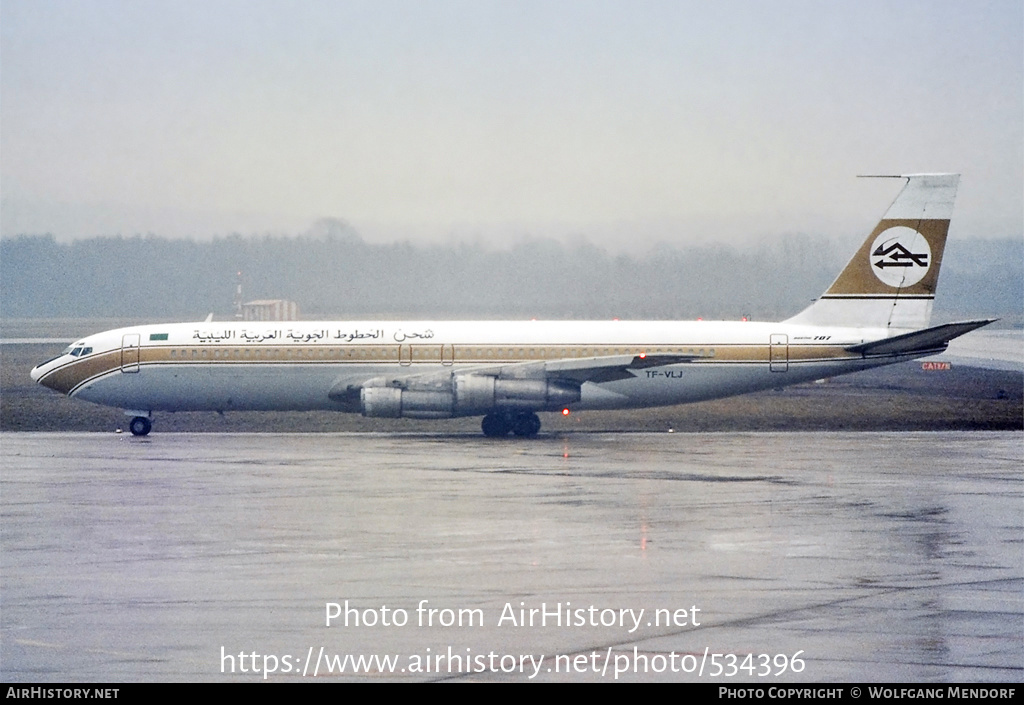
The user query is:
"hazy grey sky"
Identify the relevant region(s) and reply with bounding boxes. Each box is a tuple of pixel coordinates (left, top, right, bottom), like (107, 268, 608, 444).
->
(2, 0, 1021, 248)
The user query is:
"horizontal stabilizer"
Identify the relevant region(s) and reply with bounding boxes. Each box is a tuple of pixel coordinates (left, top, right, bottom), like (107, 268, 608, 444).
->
(845, 319, 996, 356)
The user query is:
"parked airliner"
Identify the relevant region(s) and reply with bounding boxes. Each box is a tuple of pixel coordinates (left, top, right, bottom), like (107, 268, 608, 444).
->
(31, 174, 992, 437)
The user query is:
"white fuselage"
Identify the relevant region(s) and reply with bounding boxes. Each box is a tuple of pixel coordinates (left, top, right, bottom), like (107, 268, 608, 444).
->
(31, 318, 905, 416)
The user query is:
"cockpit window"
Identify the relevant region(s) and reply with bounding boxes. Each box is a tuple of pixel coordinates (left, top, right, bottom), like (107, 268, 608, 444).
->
(59, 343, 91, 357)
(39, 343, 84, 368)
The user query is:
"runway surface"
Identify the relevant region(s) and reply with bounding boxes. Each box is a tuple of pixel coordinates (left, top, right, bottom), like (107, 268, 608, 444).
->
(2, 431, 1021, 682)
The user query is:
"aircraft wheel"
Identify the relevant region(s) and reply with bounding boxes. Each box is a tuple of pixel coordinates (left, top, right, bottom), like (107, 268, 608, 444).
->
(481, 413, 511, 437)
(512, 412, 541, 437)
(129, 416, 152, 436)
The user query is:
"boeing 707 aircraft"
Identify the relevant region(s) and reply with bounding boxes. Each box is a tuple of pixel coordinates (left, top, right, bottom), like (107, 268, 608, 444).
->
(31, 174, 992, 437)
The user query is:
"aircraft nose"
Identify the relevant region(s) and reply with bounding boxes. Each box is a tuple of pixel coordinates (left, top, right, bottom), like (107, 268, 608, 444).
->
(30, 353, 63, 385)
(30, 355, 79, 395)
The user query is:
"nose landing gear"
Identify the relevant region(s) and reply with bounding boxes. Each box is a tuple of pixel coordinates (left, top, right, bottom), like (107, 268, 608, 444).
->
(128, 416, 152, 436)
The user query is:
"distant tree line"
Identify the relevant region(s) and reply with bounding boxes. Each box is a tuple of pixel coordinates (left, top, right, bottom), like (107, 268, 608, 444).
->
(1, 226, 1020, 322)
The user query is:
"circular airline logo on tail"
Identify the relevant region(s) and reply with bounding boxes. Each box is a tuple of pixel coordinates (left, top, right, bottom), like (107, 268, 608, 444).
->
(869, 226, 931, 288)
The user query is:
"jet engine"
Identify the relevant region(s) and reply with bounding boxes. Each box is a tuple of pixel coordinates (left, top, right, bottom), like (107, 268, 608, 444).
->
(359, 373, 579, 419)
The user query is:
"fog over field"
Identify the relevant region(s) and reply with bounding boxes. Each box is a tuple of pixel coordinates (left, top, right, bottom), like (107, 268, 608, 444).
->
(3, 3, 1020, 327)
(1, 228, 1020, 324)
(3, 3, 1021, 248)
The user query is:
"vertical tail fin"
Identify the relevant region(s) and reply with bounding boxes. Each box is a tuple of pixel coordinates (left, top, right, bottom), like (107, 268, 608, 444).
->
(785, 173, 959, 330)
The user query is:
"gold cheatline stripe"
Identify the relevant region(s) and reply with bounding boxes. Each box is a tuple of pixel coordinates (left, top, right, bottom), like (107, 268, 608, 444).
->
(141, 343, 859, 365)
(39, 350, 123, 395)
(41, 343, 862, 396)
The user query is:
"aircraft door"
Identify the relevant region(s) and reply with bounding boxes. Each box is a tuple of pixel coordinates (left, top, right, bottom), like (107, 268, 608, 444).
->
(441, 344, 454, 366)
(399, 345, 413, 366)
(121, 334, 141, 373)
(769, 334, 788, 372)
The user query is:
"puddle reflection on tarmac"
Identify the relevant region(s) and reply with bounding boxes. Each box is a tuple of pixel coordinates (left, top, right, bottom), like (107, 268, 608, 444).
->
(2, 431, 1021, 682)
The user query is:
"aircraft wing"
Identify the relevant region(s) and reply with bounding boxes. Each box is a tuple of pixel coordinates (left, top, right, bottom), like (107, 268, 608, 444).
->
(443, 353, 700, 386)
(845, 319, 996, 356)
(327, 352, 697, 409)
(543, 353, 699, 383)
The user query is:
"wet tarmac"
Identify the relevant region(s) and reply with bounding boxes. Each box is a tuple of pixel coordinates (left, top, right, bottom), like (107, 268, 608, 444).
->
(1, 431, 1021, 682)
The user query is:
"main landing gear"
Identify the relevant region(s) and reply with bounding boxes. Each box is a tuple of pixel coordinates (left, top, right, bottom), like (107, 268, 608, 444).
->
(128, 416, 152, 436)
(481, 410, 542, 438)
